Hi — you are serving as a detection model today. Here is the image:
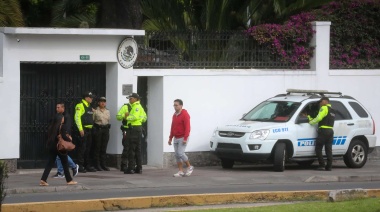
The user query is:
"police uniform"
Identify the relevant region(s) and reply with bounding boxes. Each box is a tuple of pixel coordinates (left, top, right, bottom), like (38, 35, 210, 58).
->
(116, 103, 132, 171)
(92, 97, 111, 171)
(309, 97, 335, 171)
(125, 93, 147, 174)
(74, 91, 97, 173)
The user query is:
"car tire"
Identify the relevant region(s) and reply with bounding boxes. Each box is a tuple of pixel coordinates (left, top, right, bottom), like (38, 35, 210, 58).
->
(273, 143, 286, 172)
(296, 160, 314, 167)
(221, 158, 234, 169)
(343, 139, 368, 168)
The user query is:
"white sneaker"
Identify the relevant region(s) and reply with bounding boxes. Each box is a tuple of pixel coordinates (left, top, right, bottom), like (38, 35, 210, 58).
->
(173, 171, 184, 177)
(185, 166, 194, 176)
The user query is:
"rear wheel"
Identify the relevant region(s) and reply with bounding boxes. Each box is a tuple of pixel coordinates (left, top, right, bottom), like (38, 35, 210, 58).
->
(221, 158, 234, 169)
(343, 139, 368, 168)
(273, 143, 286, 172)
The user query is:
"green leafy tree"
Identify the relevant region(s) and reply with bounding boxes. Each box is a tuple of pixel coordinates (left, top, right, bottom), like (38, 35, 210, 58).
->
(19, 0, 54, 27)
(50, 0, 100, 28)
(141, 0, 250, 31)
(98, 0, 142, 28)
(141, 0, 333, 31)
(248, 0, 333, 25)
(0, 0, 24, 27)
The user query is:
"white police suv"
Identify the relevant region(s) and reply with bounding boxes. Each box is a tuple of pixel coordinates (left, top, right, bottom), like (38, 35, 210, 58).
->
(210, 89, 376, 172)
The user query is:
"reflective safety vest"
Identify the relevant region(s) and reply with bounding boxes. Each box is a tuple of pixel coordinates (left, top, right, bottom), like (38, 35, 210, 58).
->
(116, 103, 132, 128)
(74, 99, 94, 131)
(309, 104, 335, 129)
(126, 101, 147, 126)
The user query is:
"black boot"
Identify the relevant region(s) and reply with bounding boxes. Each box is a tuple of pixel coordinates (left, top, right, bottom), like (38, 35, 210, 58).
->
(124, 168, 134, 174)
(120, 164, 126, 172)
(101, 163, 110, 171)
(134, 165, 142, 174)
(95, 163, 103, 171)
(86, 165, 97, 172)
(78, 165, 87, 173)
(134, 168, 142, 174)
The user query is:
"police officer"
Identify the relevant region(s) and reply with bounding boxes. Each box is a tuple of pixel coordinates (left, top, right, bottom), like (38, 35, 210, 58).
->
(74, 91, 97, 173)
(93, 97, 111, 171)
(308, 96, 335, 171)
(124, 93, 147, 174)
(116, 100, 132, 172)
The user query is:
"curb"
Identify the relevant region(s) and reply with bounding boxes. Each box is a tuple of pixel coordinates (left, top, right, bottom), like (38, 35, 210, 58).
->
(6, 175, 380, 195)
(3, 189, 380, 212)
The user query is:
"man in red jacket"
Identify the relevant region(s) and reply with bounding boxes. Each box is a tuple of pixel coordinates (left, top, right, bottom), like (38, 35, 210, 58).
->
(168, 99, 194, 177)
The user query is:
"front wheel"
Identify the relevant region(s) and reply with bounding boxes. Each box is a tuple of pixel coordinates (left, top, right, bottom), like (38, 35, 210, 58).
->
(343, 139, 368, 168)
(221, 158, 234, 169)
(273, 143, 286, 172)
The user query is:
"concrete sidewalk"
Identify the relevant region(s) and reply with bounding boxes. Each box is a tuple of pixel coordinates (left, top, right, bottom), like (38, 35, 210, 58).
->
(2, 160, 380, 211)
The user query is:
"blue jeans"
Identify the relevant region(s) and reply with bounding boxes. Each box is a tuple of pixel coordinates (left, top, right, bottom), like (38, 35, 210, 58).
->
(56, 155, 76, 173)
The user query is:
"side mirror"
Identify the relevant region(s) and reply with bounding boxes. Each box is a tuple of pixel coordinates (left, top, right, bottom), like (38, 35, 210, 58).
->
(296, 116, 309, 124)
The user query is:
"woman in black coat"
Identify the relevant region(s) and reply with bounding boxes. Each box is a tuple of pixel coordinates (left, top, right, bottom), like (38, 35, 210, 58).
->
(40, 113, 77, 186)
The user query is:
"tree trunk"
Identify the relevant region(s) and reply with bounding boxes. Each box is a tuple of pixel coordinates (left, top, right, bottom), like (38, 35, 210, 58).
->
(99, 0, 142, 29)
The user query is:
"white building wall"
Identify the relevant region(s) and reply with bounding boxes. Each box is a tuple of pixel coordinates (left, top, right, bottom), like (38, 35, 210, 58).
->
(146, 77, 164, 167)
(0, 28, 144, 159)
(138, 69, 380, 156)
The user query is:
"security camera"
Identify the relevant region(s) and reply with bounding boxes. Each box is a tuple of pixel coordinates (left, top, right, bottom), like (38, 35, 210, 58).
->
(17, 39, 20, 42)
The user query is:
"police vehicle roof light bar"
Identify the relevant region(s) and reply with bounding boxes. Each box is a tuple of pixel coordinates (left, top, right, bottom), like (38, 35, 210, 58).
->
(286, 89, 342, 96)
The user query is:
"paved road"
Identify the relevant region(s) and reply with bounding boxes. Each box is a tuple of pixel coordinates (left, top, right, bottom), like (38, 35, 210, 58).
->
(2, 160, 380, 211)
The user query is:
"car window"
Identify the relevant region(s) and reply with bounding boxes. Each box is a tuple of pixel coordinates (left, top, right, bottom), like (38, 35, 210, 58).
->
(242, 101, 300, 122)
(330, 101, 352, 120)
(300, 102, 319, 118)
(349, 101, 369, 118)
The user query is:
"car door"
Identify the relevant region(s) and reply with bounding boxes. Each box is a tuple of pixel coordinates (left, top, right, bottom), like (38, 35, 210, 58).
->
(294, 102, 319, 156)
(330, 101, 352, 155)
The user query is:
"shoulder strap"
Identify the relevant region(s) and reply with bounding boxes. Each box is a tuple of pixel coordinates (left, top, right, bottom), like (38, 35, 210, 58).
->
(124, 103, 132, 111)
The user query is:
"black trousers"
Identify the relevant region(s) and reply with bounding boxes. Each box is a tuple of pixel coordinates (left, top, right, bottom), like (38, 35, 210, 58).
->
(127, 127, 142, 171)
(121, 130, 129, 169)
(76, 128, 93, 168)
(93, 127, 110, 165)
(315, 128, 334, 168)
(41, 145, 73, 183)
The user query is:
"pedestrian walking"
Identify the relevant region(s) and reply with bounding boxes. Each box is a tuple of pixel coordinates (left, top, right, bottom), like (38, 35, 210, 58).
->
(92, 97, 111, 171)
(74, 91, 97, 173)
(124, 93, 147, 174)
(40, 114, 77, 186)
(53, 156, 79, 178)
(308, 96, 336, 171)
(52, 102, 79, 178)
(168, 99, 194, 177)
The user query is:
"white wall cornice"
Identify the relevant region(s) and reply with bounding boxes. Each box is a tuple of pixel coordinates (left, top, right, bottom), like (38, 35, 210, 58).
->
(0, 27, 145, 36)
(134, 69, 315, 76)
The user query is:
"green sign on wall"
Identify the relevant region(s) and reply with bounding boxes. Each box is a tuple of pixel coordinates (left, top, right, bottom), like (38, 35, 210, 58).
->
(80, 55, 90, 60)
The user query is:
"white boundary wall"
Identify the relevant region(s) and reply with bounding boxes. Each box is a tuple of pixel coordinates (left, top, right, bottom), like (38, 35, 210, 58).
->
(135, 22, 380, 167)
(1, 23, 379, 168)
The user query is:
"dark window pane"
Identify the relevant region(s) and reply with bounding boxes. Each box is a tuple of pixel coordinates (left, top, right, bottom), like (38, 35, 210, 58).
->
(349, 102, 369, 118)
(330, 101, 352, 120)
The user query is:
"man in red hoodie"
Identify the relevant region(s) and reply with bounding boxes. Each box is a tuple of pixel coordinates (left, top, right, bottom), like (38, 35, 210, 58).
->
(168, 99, 194, 177)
